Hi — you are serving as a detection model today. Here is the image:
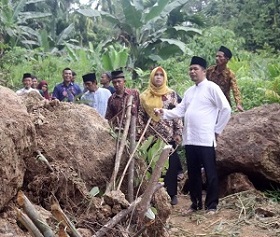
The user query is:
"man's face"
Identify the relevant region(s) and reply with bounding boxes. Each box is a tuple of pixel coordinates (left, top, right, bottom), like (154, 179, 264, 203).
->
(84, 81, 97, 92)
(63, 69, 72, 83)
(216, 51, 228, 66)
(112, 78, 125, 93)
(189, 64, 205, 84)
(152, 70, 164, 87)
(32, 78, 38, 88)
(71, 75, 76, 83)
(23, 77, 32, 89)
(100, 74, 110, 85)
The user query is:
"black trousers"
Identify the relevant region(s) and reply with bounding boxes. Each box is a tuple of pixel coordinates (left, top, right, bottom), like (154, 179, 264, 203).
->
(164, 142, 183, 197)
(185, 145, 218, 210)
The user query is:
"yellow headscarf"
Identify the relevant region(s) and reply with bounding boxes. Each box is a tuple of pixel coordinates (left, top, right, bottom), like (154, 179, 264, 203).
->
(140, 67, 172, 122)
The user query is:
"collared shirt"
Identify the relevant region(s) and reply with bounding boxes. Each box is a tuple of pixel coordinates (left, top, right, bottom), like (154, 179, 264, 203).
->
(81, 87, 111, 117)
(16, 87, 41, 96)
(206, 65, 242, 106)
(105, 88, 140, 127)
(162, 79, 231, 147)
(52, 82, 82, 102)
(138, 91, 183, 143)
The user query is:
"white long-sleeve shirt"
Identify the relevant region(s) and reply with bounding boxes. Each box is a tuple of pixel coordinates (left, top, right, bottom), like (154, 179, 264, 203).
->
(81, 87, 111, 117)
(162, 79, 231, 146)
(16, 87, 40, 96)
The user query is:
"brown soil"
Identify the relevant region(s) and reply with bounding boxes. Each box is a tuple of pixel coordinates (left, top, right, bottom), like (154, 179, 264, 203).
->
(167, 191, 280, 237)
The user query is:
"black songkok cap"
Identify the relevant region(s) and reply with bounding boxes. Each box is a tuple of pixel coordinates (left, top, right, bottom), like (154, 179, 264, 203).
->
(22, 73, 32, 80)
(111, 70, 124, 80)
(219, 46, 232, 60)
(190, 56, 207, 69)
(82, 73, 96, 82)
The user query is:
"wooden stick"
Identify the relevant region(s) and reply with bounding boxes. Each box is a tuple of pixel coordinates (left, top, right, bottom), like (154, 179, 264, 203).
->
(16, 208, 44, 237)
(136, 145, 172, 222)
(116, 117, 151, 191)
(17, 191, 55, 237)
(36, 150, 53, 172)
(106, 95, 133, 193)
(92, 197, 142, 237)
(128, 115, 136, 202)
(51, 202, 82, 237)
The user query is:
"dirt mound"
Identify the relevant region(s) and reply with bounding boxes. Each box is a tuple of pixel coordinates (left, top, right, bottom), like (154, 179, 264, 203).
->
(22, 95, 116, 209)
(217, 103, 280, 188)
(0, 86, 35, 211)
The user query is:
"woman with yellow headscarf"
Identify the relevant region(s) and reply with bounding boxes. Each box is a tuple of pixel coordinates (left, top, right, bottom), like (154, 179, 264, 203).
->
(139, 66, 183, 205)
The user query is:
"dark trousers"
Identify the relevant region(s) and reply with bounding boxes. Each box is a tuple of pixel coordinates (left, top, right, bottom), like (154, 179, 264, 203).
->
(185, 145, 218, 210)
(164, 142, 183, 197)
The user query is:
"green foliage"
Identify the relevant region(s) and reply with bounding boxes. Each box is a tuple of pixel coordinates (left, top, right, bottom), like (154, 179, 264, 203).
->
(102, 44, 129, 71)
(187, 26, 245, 65)
(138, 136, 169, 181)
(0, 47, 92, 91)
(264, 187, 280, 203)
(78, 0, 201, 72)
(89, 186, 100, 197)
(203, 0, 280, 52)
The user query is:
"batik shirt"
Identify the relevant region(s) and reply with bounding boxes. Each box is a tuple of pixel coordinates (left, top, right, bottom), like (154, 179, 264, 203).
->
(138, 91, 183, 143)
(105, 88, 140, 128)
(206, 65, 242, 106)
(52, 82, 82, 102)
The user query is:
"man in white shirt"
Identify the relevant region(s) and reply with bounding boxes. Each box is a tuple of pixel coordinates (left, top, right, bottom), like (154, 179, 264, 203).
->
(16, 73, 41, 96)
(154, 56, 231, 214)
(81, 73, 111, 117)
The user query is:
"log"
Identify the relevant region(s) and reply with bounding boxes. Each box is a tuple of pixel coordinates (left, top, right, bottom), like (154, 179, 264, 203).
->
(16, 208, 44, 237)
(51, 202, 82, 237)
(17, 191, 55, 237)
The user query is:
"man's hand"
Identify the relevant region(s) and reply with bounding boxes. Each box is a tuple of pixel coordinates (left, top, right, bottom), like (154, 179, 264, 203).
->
(154, 108, 164, 116)
(236, 104, 244, 112)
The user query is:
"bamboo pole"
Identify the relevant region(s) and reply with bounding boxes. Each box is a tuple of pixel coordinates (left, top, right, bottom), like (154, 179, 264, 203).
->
(17, 191, 55, 237)
(92, 197, 142, 237)
(136, 145, 172, 222)
(51, 202, 82, 237)
(16, 208, 44, 237)
(128, 115, 136, 202)
(117, 117, 151, 191)
(106, 95, 133, 193)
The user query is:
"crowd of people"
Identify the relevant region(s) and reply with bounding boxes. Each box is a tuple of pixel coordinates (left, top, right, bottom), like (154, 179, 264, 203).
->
(15, 46, 243, 215)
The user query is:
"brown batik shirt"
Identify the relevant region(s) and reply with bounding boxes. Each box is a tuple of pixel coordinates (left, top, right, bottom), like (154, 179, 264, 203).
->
(206, 65, 242, 106)
(105, 88, 140, 128)
(138, 91, 183, 143)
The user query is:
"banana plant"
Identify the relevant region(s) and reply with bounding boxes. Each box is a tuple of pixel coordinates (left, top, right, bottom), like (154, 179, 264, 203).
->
(77, 0, 201, 73)
(102, 44, 129, 71)
(0, 0, 51, 48)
